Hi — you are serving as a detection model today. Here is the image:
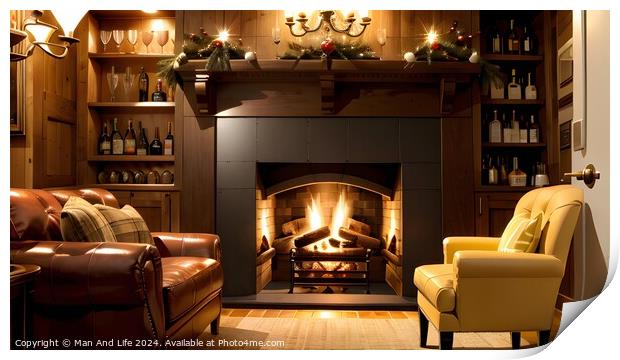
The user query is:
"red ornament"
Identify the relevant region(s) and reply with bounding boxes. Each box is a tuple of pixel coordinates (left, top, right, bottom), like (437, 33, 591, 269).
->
(212, 39, 224, 48)
(320, 38, 336, 56)
(430, 42, 441, 51)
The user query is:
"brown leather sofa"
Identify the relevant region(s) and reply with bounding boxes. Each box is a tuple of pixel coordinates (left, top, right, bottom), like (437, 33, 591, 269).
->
(9, 188, 223, 348)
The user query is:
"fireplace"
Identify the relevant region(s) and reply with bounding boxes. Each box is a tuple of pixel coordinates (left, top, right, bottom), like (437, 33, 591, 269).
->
(216, 117, 442, 297)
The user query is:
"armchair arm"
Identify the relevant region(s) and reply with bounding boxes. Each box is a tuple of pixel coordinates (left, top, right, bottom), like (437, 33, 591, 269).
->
(443, 236, 501, 264)
(453, 251, 564, 278)
(152, 232, 221, 261)
(10, 240, 166, 341)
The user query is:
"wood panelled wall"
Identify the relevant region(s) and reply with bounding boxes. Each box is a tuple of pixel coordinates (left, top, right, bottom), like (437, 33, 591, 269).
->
(183, 10, 475, 60)
(10, 10, 77, 188)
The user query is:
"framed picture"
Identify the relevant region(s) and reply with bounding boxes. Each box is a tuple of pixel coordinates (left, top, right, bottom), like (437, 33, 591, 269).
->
(10, 59, 26, 136)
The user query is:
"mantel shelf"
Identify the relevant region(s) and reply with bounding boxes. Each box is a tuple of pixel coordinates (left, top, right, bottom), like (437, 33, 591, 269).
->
(176, 59, 481, 81)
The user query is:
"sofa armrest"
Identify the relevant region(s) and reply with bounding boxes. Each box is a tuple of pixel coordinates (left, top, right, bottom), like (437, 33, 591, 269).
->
(453, 250, 564, 279)
(443, 236, 501, 264)
(152, 232, 221, 261)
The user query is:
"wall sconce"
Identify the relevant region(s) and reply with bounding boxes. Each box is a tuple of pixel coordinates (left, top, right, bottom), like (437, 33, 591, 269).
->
(285, 10, 371, 38)
(11, 10, 84, 62)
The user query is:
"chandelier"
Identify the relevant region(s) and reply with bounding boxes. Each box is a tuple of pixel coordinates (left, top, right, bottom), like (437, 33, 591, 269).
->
(11, 10, 84, 62)
(285, 10, 372, 38)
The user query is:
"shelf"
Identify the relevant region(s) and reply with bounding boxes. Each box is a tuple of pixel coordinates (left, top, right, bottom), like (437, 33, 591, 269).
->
(85, 184, 179, 191)
(88, 52, 175, 60)
(481, 54, 544, 62)
(481, 99, 545, 105)
(482, 142, 546, 148)
(476, 185, 537, 192)
(10, 29, 28, 47)
(88, 155, 175, 162)
(88, 102, 175, 112)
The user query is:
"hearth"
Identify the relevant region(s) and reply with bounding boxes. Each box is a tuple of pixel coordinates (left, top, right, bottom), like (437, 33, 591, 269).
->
(216, 117, 442, 298)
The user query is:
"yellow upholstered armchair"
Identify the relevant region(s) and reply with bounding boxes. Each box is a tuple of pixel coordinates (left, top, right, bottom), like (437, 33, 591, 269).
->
(414, 185, 583, 349)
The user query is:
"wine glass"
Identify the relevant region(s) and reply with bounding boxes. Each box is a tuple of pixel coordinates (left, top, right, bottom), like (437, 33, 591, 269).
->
(106, 66, 119, 101)
(100, 30, 112, 52)
(112, 29, 125, 52)
(127, 29, 138, 53)
(142, 31, 153, 53)
(156, 30, 169, 53)
(376, 28, 387, 59)
(272, 27, 281, 59)
(122, 67, 135, 100)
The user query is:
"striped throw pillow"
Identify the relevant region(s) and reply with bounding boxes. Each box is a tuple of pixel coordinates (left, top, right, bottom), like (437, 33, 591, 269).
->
(95, 204, 153, 245)
(60, 196, 117, 242)
(498, 212, 543, 253)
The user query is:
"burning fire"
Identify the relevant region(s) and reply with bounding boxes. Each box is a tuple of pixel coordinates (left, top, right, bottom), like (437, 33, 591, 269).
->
(261, 208, 269, 241)
(305, 190, 349, 252)
(331, 191, 348, 239)
(306, 194, 323, 231)
(388, 209, 397, 241)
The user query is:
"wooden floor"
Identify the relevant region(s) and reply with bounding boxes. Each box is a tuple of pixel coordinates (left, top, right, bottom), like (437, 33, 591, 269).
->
(195, 308, 561, 350)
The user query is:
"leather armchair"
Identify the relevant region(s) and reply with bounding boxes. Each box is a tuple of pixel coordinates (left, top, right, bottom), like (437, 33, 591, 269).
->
(10, 188, 223, 348)
(414, 185, 583, 349)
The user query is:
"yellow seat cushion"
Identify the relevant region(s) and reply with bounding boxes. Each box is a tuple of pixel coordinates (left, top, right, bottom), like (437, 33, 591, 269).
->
(497, 212, 543, 253)
(414, 264, 455, 312)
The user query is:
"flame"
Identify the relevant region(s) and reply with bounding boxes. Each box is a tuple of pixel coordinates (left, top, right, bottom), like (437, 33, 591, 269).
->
(306, 194, 323, 231)
(331, 191, 348, 239)
(388, 209, 397, 241)
(261, 208, 269, 241)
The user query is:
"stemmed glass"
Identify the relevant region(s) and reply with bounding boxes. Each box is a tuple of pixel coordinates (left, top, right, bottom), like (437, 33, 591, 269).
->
(376, 28, 387, 59)
(272, 27, 281, 59)
(106, 66, 119, 102)
(100, 30, 112, 52)
(156, 30, 169, 53)
(122, 67, 135, 100)
(112, 30, 125, 52)
(127, 29, 138, 53)
(142, 31, 154, 54)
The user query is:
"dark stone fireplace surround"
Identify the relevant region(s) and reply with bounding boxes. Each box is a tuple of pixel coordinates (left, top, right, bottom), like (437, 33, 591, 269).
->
(216, 117, 442, 297)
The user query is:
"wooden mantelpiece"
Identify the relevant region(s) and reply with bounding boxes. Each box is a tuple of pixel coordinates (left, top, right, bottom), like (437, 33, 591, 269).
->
(177, 59, 480, 116)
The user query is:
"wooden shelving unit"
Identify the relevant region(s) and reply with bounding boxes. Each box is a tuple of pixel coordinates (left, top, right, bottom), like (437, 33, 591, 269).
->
(474, 10, 558, 237)
(76, 10, 181, 232)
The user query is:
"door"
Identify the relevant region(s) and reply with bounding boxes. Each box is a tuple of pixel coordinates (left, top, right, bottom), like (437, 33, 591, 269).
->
(570, 10, 610, 302)
(475, 192, 522, 236)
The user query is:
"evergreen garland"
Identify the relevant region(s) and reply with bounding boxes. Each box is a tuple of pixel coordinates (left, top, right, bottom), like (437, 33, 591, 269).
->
(282, 40, 377, 60)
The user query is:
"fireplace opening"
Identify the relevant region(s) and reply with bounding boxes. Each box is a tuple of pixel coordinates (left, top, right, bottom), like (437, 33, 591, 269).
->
(256, 164, 403, 295)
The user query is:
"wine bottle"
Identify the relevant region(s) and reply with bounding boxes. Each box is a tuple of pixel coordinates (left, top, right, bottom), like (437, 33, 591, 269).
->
(522, 25, 535, 54)
(499, 157, 509, 185)
(508, 157, 527, 187)
(111, 117, 124, 155)
(98, 121, 111, 155)
(138, 67, 149, 102)
(519, 114, 528, 143)
(491, 26, 502, 54)
(488, 156, 498, 185)
(489, 109, 502, 143)
(123, 119, 136, 155)
(506, 19, 520, 54)
(502, 112, 511, 143)
(529, 115, 539, 143)
(507, 68, 522, 100)
(164, 122, 174, 155)
(152, 79, 167, 102)
(137, 121, 149, 155)
(525, 72, 537, 99)
(511, 109, 520, 143)
(150, 126, 163, 155)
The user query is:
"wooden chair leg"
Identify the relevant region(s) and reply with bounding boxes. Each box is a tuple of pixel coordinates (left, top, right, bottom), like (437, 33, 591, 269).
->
(511, 332, 521, 349)
(419, 311, 429, 347)
(439, 331, 453, 350)
(210, 315, 221, 335)
(539, 330, 551, 346)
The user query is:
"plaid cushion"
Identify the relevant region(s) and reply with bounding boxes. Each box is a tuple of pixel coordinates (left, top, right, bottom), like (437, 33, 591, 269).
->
(95, 204, 153, 245)
(60, 196, 117, 242)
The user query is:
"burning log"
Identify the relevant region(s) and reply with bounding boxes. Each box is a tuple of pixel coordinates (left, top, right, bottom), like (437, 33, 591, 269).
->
(328, 238, 356, 248)
(346, 218, 371, 236)
(282, 218, 308, 236)
(294, 225, 330, 248)
(338, 227, 381, 249)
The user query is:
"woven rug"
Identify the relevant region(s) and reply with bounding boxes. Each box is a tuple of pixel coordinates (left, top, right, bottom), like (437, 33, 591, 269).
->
(195, 310, 538, 350)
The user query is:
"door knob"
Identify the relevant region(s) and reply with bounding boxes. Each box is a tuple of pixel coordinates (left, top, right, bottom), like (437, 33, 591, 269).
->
(564, 164, 601, 188)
